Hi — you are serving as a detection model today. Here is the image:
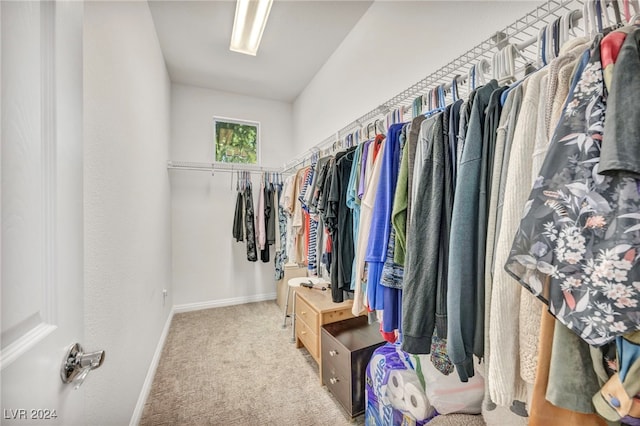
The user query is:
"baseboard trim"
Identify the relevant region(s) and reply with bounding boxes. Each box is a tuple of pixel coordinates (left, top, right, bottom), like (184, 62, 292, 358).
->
(173, 293, 277, 314)
(129, 293, 277, 424)
(129, 308, 174, 426)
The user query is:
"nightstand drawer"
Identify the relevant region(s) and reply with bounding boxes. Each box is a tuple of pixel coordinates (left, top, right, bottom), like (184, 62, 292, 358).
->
(321, 317, 386, 417)
(296, 316, 319, 360)
(322, 363, 351, 413)
(295, 296, 319, 332)
(322, 333, 351, 379)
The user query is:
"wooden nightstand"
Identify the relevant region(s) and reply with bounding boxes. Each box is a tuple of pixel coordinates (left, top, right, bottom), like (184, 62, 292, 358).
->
(321, 316, 386, 417)
(294, 287, 356, 384)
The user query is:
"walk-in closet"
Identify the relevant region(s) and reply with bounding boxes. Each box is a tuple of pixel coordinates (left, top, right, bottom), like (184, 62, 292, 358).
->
(2, 0, 640, 425)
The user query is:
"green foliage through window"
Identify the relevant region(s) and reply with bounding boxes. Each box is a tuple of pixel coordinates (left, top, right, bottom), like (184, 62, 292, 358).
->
(214, 119, 259, 164)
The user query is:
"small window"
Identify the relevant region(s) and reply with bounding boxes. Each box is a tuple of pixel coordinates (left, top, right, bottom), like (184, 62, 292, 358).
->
(213, 117, 260, 165)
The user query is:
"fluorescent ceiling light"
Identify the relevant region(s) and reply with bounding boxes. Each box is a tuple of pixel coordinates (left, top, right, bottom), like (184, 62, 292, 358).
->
(230, 0, 273, 56)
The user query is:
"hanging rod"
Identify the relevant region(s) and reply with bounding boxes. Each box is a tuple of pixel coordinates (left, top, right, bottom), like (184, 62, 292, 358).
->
(167, 161, 282, 174)
(285, 0, 584, 172)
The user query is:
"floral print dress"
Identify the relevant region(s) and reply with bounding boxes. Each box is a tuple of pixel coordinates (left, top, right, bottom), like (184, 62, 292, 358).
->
(505, 37, 640, 346)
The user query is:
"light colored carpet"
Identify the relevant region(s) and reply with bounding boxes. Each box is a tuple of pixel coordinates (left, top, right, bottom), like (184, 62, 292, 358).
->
(428, 414, 485, 426)
(139, 301, 364, 425)
(139, 300, 494, 426)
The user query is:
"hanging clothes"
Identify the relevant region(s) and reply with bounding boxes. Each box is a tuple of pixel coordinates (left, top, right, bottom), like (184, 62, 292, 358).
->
(347, 144, 364, 288)
(278, 16, 640, 426)
(232, 190, 244, 242)
(327, 147, 356, 303)
(274, 181, 287, 280)
(365, 123, 404, 312)
(391, 130, 411, 267)
(280, 174, 296, 264)
(353, 136, 386, 316)
(449, 99, 464, 185)
(267, 181, 276, 247)
(300, 161, 319, 275)
(475, 85, 509, 359)
(488, 67, 548, 405)
(447, 79, 499, 382)
(482, 82, 524, 410)
(528, 307, 608, 426)
(504, 34, 640, 347)
(291, 167, 308, 264)
(243, 183, 258, 262)
(402, 113, 448, 355)
(380, 123, 410, 339)
(257, 179, 266, 252)
(260, 180, 271, 263)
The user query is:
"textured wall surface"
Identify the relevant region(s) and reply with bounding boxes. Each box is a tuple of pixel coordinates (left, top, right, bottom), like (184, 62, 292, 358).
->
(170, 83, 293, 306)
(83, 1, 173, 424)
(292, 1, 543, 154)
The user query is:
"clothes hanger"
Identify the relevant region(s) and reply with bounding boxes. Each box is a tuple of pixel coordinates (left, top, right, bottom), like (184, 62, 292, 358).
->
(506, 46, 519, 84)
(476, 59, 490, 88)
(583, 0, 595, 37)
(608, 0, 624, 28)
(457, 74, 469, 100)
(537, 24, 547, 67)
(438, 84, 446, 108)
(374, 119, 386, 136)
(492, 47, 504, 82)
(366, 122, 375, 140)
(623, 0, 640, 23)
(559, 9, 581, 48)
(451, 75, 460, 103)
(583, 1, 591, 37)
(553, 17, 561, 57)
(492, 44, 519, 85)
(422, 84, 447, 117)
(596, 0, 623, 32)
(599, 0, 622, 32)
(431, 86, 439, 109)
(544, 21, 555, 64)
(623, 0, 640, 25)
(412, 95, 422, 118)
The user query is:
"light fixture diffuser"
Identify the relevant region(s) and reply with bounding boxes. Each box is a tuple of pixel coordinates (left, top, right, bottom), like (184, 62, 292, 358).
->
(230, 0, 273, 56)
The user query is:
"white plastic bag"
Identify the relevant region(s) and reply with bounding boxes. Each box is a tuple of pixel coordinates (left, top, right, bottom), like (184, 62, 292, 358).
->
(413, 355, 484, 415)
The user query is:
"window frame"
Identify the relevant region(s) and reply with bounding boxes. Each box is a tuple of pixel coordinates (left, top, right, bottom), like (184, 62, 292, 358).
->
(212, 116, 261, 165)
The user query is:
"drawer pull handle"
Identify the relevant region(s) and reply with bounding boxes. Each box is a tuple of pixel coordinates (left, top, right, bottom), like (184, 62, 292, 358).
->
(301, 331, 307, 335)
(301, 311, 306, 315)
(329, 377, 338, 385)
(329, 350, 338, 357)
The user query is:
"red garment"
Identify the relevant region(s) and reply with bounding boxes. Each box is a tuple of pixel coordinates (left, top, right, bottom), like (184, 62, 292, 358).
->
(601, 31, 627, 70)
(372, 134, 385, 162)
(380, 325, 397, 344)
(325, 230, 332, 253)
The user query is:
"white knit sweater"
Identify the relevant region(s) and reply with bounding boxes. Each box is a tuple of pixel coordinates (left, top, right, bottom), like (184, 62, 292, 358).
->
(482, 85, 521, 408)
(515, 72, 549, 387)
(489, 68, 549, 407)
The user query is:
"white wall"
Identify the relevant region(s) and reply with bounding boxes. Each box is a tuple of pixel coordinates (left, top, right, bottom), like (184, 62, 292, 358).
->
(170, 83, 293, 307)
(83, 2, 172, 424)
(292, 0, 543, 153)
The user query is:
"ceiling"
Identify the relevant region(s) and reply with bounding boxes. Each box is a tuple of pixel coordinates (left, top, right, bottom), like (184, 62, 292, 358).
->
(148, 1, 373, 102)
